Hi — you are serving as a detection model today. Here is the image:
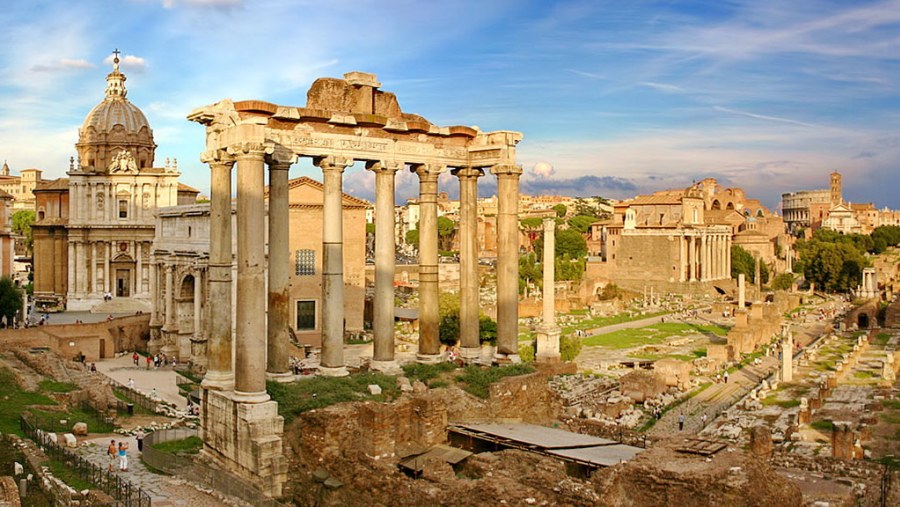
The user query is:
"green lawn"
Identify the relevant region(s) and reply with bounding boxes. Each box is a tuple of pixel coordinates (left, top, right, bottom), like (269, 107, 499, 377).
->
(151, 436, 203, 455)
(453, 364, 535, 399)
(38, 380, 79, 393)
(583, 322, 729, 349)
(268, 373, 401, 422)
(560, 310, 669, 336)
(0, 367, 57, 436)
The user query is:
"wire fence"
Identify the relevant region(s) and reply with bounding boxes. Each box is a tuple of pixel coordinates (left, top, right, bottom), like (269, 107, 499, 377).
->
(109, 379, 165, 414)
(143, 428, 289, 507)
(20, 415, 152, 507)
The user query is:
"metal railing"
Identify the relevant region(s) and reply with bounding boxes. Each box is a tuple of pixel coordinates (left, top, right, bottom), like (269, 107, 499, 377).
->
(143, 428, 289, 507)
(20, 415, 151, 507)
(109, 379, 165, 414)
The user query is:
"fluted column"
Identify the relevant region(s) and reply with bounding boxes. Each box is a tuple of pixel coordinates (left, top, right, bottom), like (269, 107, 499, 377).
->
(368, 161, 401, 370)
(67, 242, 76, 297)
(163, 265, 175, 357)
(104, 243, 111, 294)
(700, 235, 708, 281)
(266, 155, 294, 381)
(413, 164, 443, 363)
(149, 260, 159, 322)
(679, 236, 687, 282)
(193, 268, 202, 342)
(319, 156, 353, 376)
(202, 155, 235, 390)
(233, 144, 269, 401)
(492, 164, 523, 359)
(726, 235, 732, 278)
(688, 236, 696, 281)
(455, 167, 483, 361)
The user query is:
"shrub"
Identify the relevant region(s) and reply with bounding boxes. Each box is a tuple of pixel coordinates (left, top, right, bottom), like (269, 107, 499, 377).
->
(454, 364, 535, 399)
(560, 334, 582, 362)
(518, 341, 535, 362)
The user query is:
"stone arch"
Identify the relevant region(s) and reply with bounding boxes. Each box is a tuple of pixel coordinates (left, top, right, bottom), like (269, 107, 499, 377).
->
(711, 199, 721, 210)
(858, 313, 869, 329)
(180, 274, 195, 298)
(757, 209, 764, 217)
(726, 202, 735, 210)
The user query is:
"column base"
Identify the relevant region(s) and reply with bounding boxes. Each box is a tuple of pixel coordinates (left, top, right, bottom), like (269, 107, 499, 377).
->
(202, 371, 235, 391)
(493, 353, 522, 365)
(535, 325, 561, 361)
(318, 365, 349, 377)
(232, 390, 271, 404)
(370, 360, 402, 375)
(416, 353, 444, 365)
(266, 371, 294, 383)
(459, 347, 482, 363)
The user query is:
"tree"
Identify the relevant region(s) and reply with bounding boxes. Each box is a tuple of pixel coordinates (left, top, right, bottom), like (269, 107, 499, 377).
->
(12, 210, 35, 254)
(405, 228, 419, 249)
(552, 204, 567, 218)
(771, 273, 794, 291)
(518, 252, 541, 295)
(437, 216, 456, 252)
(0, 277, 22, 327)
(566, 215, 597, 234)
(555, 229, 587, 259)
(730, 245, 769, 284)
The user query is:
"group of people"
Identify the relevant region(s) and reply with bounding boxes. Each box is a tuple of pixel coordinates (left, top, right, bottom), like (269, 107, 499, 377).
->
(132, 351, 176, 369)
(107, 430, 145, 473)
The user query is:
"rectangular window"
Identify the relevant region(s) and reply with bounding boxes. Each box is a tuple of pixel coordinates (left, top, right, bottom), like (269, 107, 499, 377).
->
(296, 300, 316, 330)
(118, 199, 128, 219)
(295, 249, 315, 275)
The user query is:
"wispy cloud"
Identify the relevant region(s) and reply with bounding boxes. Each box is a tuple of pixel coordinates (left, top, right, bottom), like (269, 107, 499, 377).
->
(713, 106, 825, 129)
(638, 81, 683, 93)
(161, 0, 243, 9)
(103, 54, 148, 71)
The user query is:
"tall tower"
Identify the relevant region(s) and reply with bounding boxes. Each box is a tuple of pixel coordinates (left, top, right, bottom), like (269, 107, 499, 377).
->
(830, 171, 842, 206)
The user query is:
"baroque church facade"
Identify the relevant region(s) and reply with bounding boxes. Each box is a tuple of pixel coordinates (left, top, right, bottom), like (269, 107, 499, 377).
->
(33, 54, 197, 311)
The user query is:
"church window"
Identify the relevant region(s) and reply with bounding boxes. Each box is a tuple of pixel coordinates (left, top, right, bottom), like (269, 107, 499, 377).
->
(296, 300, 316, 330)
(295, 249, 315, 276)
(118, 199, 128, 218)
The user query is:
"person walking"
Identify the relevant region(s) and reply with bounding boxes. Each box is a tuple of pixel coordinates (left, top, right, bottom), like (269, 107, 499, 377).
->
(146, 355, 151, 369)
(724, 370, 729, 384)
(135, 429, 145, 454)
(678, 414, 685, 431)
(132, 351, 139, 366)
(701, 413, 708, 428)
(118, 441, 129, 471)
(107, 439, 117, 472)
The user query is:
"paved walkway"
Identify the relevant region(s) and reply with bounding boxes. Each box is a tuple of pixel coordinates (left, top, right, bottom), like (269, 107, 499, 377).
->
(95, 353, 186, 408)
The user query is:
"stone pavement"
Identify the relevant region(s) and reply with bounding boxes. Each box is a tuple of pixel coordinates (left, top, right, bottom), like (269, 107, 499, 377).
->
(95, 353, 186, 408)
(77, 435, 246, 507)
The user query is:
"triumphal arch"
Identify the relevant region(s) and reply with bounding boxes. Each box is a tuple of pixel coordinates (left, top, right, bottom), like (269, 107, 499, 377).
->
(187, 72, 522, 496)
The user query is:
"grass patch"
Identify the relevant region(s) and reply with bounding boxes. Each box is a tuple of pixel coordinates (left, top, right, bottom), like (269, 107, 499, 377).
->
(401, 362, 457, 384)
(111, 390, 153, 416)
(30, 407, 117, 434)
(176, 370, 204, 384)
(692, 348, 707, 358)
(268, 373, 401, 423)
(810, 420, 834, 432)
(150, 436, 203, 455)
(874, 333, 891, 347)
(883, 399, 900, 410)
(428, 380, 449, 389)
(454, 364, 535, 399)
(853, 370, 876, 380)
(0, 367, 57, 436)
(761, 397, 801, 408)
(38, 380, 78, 393)
(559, 310, 669, 336)
(583, 322, 729, 349)
(47, 458, 94, 491)
(627, 352, 697, 362)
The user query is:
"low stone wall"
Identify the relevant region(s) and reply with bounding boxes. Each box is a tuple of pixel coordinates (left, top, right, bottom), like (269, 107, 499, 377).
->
(38, 314, 150, 361)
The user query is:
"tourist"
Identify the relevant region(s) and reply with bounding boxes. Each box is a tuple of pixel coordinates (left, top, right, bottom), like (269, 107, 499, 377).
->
(678, 414, 684, 431)
(171, 357, 177, 369)
(135, 429, 145, 453)
(107, 439, 117, 472)
(128, 378, 135, 390)
(724, 370, 729, 384)
(150, 387, 157, 399)
(90, 362, 97, 373)
(118, 441, 128, 471)
(132, 351, 139, 366)
(701, 413, 708, 428)
(146, 355, 152, 369)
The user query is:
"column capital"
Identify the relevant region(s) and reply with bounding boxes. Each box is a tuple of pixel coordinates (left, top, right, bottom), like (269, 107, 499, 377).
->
(226, 142, 269, 160)
(411, 163, 444, 181)
(201, 150, 236, 169)
(452, 166, 484, 179)
(365, 160, 403, 174)
(266, 148, 296, 170)
(490, 164, 523, 178)
(315, 155, 353, 172)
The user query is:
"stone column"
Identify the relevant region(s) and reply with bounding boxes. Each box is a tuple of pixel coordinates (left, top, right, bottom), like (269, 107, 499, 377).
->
(368, 161, 401, 371)
(135, 242, 143, 295)
(679, 236, 687, 282)
(726, 235, 732, 278)
(319, 156, 353, 376)
(782, 331, 793, 382)
(455, 167, 483, 361)
(163, 265, 174, 331)
(266, 155, 294, 381)
(67, 242, 75, 297)
(202, 155, 235, 390)
(701, 235, 708, 281)
(104, 243, 111, 294)
(233, 144, 270, 401)
(413, 164, 443, 363)
(688, 236, 696, 281)
(738, 273, 746, 308)
(492, 164, 523, 360)
(536, 218, 561, 361)
(754, 256, 762, 292)
(193, 268, 202, 343)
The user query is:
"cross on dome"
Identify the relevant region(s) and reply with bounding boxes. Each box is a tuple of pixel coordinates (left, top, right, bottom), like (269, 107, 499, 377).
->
(105, 48, 127, 99)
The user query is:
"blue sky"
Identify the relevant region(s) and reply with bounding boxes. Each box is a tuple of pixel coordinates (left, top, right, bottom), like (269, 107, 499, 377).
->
(2, 0, 899, 210)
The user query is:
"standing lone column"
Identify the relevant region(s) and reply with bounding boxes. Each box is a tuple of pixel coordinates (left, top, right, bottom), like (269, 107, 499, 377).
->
(413, 164, 443, 363)
(368, 161, 401, 371)
(455, 167, 483, 361)
(492, 164, 523, 361)
(202, 155, 235, 389)
(738, 273, 746, 309)
(319, 156, 352, 376)
(782, 331, 794, 382)
(266, 155, 294, 381)
(536, 218, 561, 361)
(233, 143, 270, 401)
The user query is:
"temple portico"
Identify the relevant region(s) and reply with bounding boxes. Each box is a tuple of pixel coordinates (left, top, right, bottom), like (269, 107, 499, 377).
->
(188, 71, 522, 497)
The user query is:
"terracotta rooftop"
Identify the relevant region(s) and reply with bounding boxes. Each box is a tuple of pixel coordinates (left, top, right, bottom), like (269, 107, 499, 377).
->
(34, 178, 69, 191)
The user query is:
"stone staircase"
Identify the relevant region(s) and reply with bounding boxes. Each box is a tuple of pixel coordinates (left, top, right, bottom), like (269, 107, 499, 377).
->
(885, 298, 900, 328)
(89, 298, 151, 314)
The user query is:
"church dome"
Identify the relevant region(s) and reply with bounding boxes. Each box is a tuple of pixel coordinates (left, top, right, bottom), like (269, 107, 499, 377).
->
(75, 53, 157, 172)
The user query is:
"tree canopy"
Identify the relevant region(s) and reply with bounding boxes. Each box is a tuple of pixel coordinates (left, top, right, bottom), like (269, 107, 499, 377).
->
(566, 215, 597, 234)
(0, 277, 22, 326)
(731, 245, 769, 284)
(12, 210, 34, 254)
(552, 204, 568, 218)
(794, 228, 872, 292)
(437, 216, 456, 252)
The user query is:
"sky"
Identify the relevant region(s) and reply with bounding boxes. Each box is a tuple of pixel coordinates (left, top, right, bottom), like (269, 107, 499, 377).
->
(1, 0, 900, 211)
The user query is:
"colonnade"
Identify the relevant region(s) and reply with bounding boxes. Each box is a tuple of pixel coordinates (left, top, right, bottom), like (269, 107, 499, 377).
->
(678, 232, 731, 282)
(66, 239, 148, 297)
(201, 149, 523, 390)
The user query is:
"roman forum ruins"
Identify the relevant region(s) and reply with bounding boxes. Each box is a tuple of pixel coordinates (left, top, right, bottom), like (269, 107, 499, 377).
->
(186, 72, 523, 495)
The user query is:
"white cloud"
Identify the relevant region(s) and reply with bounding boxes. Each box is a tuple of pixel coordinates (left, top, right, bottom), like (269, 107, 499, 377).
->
(162, 0, 243, 8)
(103, 54, 148, 71)
(713, 106, 827, 130)
(638, 81, 683, 93)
